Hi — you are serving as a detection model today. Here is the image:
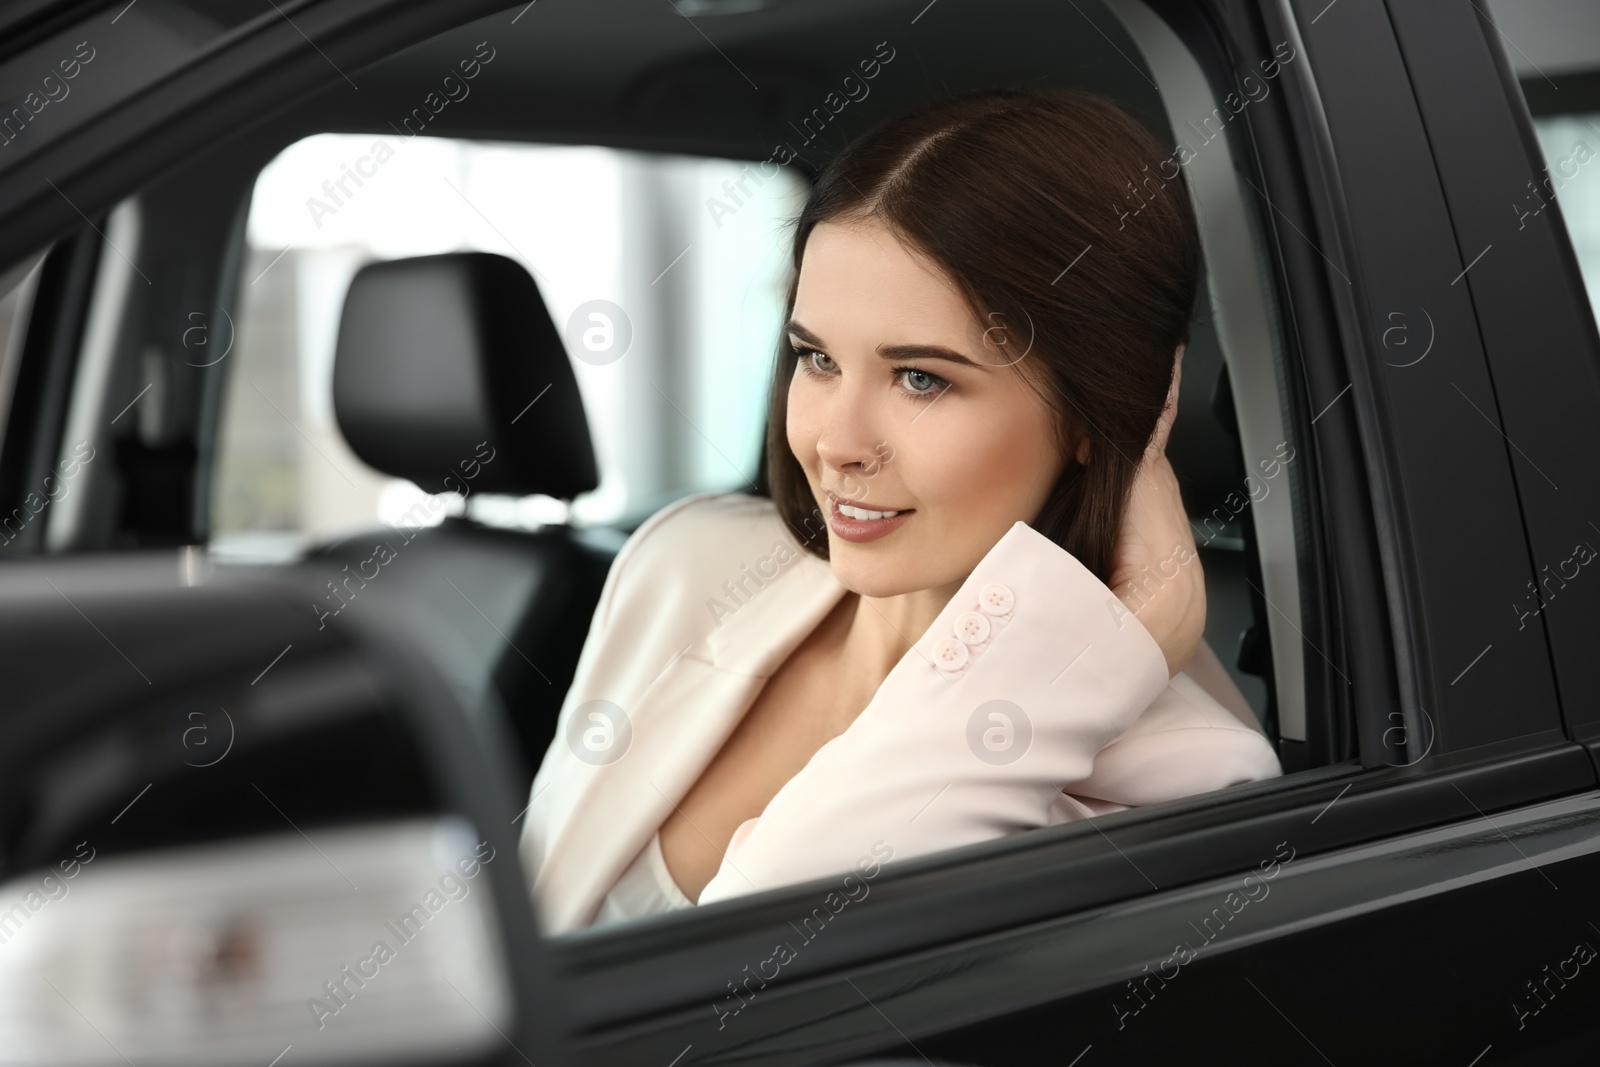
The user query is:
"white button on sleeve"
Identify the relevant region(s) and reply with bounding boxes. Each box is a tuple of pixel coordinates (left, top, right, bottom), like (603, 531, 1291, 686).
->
(954, 610, 991, 645)
(978, 582, 1015, 616)
(932, 636, 970, 671)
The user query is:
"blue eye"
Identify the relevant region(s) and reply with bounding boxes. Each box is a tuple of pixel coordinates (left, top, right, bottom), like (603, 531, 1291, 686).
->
(792, 344, 950, 404)
(791, 343, 832, 373)
(894, 367, 950, 402)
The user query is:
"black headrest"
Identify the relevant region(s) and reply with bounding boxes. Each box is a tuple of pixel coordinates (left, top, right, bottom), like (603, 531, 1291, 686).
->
(332, 252, 599, 499)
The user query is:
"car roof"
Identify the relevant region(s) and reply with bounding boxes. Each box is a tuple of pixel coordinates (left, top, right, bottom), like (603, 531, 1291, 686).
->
(265, 0, 1170, 168)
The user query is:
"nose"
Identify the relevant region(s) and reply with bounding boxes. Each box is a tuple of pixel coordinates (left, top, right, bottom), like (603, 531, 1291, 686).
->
(813, 373, 890, 486)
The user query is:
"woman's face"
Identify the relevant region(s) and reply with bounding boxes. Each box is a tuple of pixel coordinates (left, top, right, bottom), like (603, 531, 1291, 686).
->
(786, 216, 1069, 599)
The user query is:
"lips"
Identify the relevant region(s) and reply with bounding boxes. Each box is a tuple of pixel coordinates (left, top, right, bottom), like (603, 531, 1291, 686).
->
(824, 490, 914, 544)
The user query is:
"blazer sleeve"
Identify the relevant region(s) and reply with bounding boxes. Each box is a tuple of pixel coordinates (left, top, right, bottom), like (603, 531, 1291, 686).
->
(697, 519, 1278, 906)
(1049, 670, 1282, 822)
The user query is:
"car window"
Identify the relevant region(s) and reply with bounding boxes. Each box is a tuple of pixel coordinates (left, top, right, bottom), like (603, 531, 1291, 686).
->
(1484, 0, 1600, 326)
(523, 0, 1327, 936)
(210, 135, 807, 560)
(15, 0, 1348, 947)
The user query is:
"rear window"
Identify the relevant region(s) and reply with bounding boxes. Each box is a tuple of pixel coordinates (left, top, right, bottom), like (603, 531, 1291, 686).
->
(210, 134, 806, 560)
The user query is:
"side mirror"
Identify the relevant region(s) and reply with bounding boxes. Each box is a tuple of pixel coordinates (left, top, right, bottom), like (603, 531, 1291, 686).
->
(0, 553, 566, 1065)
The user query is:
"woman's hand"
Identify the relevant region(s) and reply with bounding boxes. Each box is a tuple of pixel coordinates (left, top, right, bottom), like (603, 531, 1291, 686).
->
(1108, 344, 1205, 679)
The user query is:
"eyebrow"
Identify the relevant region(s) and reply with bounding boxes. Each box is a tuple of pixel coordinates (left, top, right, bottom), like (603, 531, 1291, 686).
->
(784, 319, 989, 371)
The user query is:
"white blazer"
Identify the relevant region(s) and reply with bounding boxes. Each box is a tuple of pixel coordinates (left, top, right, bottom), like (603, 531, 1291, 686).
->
(519, 491, 1282, 934)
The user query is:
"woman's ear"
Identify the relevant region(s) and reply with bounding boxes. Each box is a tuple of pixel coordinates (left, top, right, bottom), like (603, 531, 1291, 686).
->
(1075, 436, 1091, 464)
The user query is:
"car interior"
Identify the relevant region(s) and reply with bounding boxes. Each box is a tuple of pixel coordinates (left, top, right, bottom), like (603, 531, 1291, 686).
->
(1, 0, 1341, 812)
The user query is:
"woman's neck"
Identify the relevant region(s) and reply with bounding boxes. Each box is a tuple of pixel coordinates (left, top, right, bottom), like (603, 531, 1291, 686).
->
(830, 576, 966, 686)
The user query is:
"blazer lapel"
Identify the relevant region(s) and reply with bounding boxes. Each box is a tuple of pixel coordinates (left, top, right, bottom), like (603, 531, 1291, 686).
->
(535, 550, 846, 933)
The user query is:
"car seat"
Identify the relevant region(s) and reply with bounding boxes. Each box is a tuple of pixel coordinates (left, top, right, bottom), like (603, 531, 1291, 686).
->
(303, 251, 622, 798)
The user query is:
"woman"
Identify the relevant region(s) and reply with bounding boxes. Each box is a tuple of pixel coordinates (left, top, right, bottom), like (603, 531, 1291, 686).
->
(519, 87, 1282, 935)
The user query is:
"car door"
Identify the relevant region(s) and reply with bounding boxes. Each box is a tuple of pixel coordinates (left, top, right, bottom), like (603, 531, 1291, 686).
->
(534, 1, 1600, 1063)
(2, 2, 1599, 1066)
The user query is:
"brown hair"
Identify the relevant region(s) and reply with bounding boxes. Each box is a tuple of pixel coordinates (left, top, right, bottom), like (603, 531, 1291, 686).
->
(758, 87, 1200, 585)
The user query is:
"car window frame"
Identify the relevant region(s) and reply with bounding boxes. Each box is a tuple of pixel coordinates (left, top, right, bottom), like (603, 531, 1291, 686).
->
(1253, 0, 1574, 764)
(1387, 0, 1600, 765)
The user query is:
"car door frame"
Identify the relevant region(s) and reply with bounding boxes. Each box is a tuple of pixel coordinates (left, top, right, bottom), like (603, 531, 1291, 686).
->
(1379, 0, 1600, 769)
